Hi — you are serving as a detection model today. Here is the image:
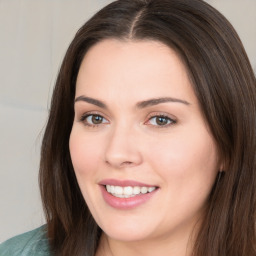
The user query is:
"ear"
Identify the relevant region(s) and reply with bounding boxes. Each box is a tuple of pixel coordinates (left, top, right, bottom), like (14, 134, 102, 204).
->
(219, 159, 228, 172)
(219, 165, 225, 172)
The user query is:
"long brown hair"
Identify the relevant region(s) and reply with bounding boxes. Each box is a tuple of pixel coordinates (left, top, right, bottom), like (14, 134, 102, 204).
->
(39, 0, 256, 255)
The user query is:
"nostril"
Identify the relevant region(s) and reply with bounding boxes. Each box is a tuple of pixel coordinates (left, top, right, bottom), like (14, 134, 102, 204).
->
(123, 161, 132, 164)
(120, 161, 133, 166)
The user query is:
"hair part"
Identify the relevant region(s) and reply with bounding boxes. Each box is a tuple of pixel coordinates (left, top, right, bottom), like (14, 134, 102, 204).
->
(39, 0, 256, 255)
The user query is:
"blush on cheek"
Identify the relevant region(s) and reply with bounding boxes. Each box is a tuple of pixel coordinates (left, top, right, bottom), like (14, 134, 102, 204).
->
(148, 142, 187, 175)
(69, 134, 102, 176)
(148, 136, 218, 186)
(69, 135, 86, 175)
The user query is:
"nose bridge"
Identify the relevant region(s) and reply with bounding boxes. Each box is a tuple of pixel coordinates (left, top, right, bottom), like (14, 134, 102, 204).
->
(104, 121, 142, 168)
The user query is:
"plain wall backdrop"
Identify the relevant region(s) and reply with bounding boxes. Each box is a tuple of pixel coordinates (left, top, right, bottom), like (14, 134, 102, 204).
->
(0, 0, 255, 243)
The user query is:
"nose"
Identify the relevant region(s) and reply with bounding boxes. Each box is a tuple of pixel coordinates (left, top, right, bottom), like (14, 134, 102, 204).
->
(104, 124, 142, 169)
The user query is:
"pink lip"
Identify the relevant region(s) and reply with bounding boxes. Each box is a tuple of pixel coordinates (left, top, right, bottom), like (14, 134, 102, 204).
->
(99, 179, 159, 210)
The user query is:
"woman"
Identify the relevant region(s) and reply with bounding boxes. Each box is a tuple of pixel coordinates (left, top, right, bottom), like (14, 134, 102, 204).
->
(1, 0, 255, 255)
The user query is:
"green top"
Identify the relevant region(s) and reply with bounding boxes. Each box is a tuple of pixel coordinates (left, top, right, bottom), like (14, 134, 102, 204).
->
(0, 226, 51, 256)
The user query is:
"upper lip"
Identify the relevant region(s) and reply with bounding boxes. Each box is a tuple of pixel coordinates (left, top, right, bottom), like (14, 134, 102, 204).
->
(99, 179, 158, 187)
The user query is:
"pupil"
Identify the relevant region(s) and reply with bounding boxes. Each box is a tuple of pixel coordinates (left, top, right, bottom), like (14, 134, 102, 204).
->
(92, 115, 102, 124)
(156, 117, 168, 125)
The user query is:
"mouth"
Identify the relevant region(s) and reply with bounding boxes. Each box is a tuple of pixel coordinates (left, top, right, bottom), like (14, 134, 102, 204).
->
(99, 179, 159, 209)
(104, 185, 157, 198)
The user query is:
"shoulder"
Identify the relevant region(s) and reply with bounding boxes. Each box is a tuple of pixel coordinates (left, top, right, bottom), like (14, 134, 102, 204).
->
(0, 225, 52, 256)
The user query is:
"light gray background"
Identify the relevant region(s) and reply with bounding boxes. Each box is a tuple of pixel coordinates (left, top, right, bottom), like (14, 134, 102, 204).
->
(0, 0, 255, 243)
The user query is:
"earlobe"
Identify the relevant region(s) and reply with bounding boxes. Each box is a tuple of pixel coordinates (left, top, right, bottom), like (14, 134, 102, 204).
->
(219, 167, 225, 173)
(219, 157, 227, 173)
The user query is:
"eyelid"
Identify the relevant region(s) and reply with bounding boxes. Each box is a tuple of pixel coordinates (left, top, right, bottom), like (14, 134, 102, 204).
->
(78, 110, 108, 120)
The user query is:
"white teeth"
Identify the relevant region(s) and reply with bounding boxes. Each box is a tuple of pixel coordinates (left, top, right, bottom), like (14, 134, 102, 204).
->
(148, 187, 155, 192)
(123, 186, 133, 195)
(141, 187, 148, 194)
(114, 186, 123, 195)
(105, 185, 156, 198)
(133, 186, 140, 195)
(106, 185, 111, 193)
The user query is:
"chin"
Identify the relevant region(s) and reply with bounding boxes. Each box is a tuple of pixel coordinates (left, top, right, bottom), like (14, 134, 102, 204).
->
(98, 217, 158, 242)
(103, 229, 153, 242)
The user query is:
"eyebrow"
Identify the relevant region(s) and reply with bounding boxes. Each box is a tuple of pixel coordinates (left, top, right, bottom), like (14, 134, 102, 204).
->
(74, 95, 190, 109)
(75, 96, 107, 109)
(136, 97, 190, 108)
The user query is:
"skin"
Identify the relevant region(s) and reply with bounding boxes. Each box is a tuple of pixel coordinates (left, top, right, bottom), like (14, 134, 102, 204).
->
(69, 39, 220, 256)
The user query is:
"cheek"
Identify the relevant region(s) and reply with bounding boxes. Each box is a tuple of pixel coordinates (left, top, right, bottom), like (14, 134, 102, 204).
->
(69, 128, 102, 177)
(145, 131, 219, 222)
(144, 130, 219, 189)
(69, 129, 104, 220)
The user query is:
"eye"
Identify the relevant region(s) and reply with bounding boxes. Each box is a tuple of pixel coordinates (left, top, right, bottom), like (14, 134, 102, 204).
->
(146, 115, 176, 127)
(80, 114, 109, 126)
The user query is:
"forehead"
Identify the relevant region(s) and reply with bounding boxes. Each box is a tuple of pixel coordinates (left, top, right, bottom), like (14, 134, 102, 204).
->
(75, 39, 196, 105)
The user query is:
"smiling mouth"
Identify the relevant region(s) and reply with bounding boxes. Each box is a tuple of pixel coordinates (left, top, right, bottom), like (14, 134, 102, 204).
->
(105, 185, 157, 198)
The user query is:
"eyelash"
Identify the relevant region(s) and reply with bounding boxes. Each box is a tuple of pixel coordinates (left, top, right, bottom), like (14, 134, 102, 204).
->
(79, 112, 176, 128)
(80, 112, 109, 128)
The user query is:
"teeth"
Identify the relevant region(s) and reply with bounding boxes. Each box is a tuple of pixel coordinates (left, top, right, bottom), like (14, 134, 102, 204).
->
(123, 186, 133, 195)
(141, 187, 148, 194)
(106, 185, 111, 193)
(114, 186, 123, 195)
(105, 185, 156, 198)
(148, 187, 155, 192)
(133, 186, 140, 195)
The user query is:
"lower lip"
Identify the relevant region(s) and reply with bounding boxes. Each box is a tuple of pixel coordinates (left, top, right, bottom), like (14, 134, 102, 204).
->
(100, 185, 158, 210)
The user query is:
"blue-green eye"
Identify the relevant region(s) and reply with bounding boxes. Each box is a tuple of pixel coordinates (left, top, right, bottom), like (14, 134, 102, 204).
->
(81, 114, 108, 126)
(148, 115, 175, 126)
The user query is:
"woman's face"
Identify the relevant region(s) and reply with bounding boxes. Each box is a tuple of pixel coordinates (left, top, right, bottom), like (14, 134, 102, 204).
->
(69, 39, 220, 243)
